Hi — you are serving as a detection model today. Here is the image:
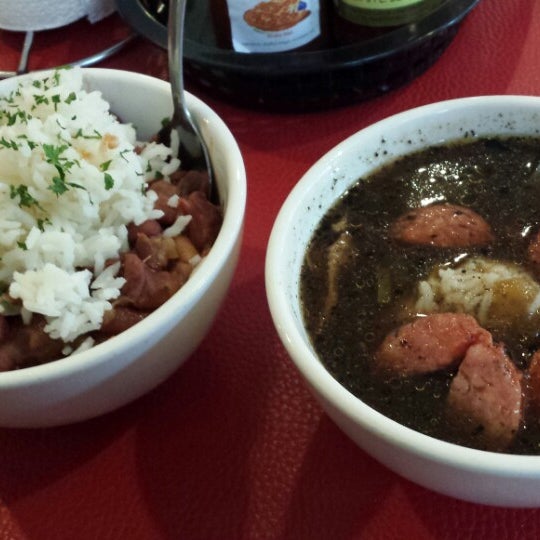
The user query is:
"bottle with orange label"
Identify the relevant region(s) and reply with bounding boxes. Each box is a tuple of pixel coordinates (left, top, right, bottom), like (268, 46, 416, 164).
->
(211, 0, 328, 53)
(332, 0, 444, 44)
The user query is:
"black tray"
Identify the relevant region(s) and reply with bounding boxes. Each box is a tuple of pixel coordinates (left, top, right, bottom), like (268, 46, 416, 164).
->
(116, 0, 481, 111)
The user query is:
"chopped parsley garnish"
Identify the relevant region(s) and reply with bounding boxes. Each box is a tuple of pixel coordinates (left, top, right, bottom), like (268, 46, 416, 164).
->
(43, 143, 68, 167)
(43, 143, 85, 196)
(104, 173, 114, 190)
(0, 137, 18, 150)
(37, 217, 51, 231)
(49, 176, 69, 196)
(49, 176, 85, 196)
(10, 185, 40, 208)
(34, 94, 49, 106)
(73, 128, 102, 140)
(52, 94, 61, 111)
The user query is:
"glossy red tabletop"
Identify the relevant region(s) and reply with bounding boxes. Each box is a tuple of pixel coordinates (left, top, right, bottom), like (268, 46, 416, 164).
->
(1, 1, 540, 538)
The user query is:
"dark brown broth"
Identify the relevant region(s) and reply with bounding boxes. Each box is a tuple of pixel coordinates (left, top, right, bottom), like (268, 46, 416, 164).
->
(300, 136, 540, 454)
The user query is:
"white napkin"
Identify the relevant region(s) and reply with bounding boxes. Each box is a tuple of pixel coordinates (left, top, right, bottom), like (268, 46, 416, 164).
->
(0, 0, 115, 31)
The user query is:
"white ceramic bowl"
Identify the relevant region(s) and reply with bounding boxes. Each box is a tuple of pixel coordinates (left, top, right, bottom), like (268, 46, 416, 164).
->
(266, 95, 540, 508)
(0, 68, 246, 428)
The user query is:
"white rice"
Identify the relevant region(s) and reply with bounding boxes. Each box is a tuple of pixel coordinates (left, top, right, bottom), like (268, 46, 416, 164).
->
(0, 67, 181, 344)
(167, 194, 180, 208)
(163, 214, 191, 238)
(415, 256, 540, 326)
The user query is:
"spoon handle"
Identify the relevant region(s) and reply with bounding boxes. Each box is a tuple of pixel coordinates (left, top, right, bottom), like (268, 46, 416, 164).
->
(168, 0, 188, 117)
(167, 0, 216, 205)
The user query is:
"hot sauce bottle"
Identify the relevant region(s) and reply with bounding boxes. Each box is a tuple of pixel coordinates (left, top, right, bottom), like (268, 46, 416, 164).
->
(211, 0, 328, 52)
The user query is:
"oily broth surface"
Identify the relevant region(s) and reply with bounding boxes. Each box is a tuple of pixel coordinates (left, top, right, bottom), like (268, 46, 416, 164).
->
(300, 136, 540, 454)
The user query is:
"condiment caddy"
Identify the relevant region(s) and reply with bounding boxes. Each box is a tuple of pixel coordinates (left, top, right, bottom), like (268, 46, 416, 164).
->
(116, 0, 482, 110)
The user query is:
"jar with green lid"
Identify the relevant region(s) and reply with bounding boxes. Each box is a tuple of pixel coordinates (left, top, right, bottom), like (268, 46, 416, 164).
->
(332, 0, 445, 44)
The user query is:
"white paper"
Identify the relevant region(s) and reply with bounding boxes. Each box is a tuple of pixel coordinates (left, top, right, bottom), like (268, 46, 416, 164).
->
(0, 0, 115, 31)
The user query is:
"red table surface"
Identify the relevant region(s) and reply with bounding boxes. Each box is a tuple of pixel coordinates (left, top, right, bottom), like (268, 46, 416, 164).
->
(1, 1, 540, 539)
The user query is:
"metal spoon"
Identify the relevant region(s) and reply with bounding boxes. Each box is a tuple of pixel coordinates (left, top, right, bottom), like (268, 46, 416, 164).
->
(162, 0, 216, 202)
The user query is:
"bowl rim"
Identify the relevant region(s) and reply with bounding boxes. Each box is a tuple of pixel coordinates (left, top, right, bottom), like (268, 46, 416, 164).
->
(265, 94, 540, 475)
(0, 67, 246, 387)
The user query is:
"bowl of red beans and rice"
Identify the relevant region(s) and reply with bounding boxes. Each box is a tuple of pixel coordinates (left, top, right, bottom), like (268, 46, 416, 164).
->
(0, 67, 246, 427)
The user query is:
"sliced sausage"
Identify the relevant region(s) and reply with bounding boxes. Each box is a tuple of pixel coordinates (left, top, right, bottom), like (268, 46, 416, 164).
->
(375, 313, 492, 376)
(526, 349, 540, 414)
(527, 230, 540, 277)
(390, 203, 494, 247)
(447, 341, 523, 451)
